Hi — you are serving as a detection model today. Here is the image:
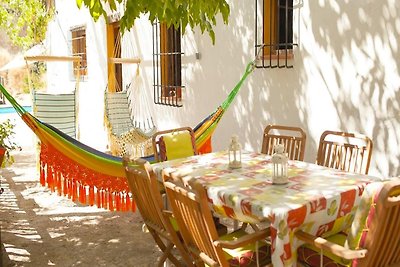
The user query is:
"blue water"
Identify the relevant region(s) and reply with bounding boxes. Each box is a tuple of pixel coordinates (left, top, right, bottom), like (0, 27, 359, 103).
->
(0, 106, 32, 114)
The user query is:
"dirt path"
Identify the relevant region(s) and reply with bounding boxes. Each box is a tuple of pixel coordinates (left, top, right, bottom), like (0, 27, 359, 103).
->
(1, 148, 161, 266)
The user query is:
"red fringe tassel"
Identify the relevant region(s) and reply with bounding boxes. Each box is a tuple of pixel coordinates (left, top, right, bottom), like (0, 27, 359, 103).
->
(38, 142, 135, 212)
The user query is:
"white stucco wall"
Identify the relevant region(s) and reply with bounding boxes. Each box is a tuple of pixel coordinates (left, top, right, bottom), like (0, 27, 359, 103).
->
(46, 1, 109, 150)
(49, 0, 400, 178)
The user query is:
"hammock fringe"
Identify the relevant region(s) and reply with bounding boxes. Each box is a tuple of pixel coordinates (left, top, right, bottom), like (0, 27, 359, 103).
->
(39, 142, 135, 212)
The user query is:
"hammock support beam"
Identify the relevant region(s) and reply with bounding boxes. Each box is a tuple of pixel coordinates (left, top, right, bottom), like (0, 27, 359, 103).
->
(108, 57, 141, 64)
(25, 55, 82, 62)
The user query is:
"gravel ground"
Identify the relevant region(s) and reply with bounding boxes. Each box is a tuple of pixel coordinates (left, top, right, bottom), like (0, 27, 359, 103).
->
(0, 148, 163, 267)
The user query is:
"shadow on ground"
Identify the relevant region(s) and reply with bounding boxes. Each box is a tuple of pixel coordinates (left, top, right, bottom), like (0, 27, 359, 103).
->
(0, 149, 162, 266)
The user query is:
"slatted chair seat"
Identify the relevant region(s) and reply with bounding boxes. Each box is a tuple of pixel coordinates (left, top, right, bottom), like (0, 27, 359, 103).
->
(32, 91, 77, 138)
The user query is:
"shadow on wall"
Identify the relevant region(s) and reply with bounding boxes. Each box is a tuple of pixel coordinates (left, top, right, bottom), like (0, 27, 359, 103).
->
(201, 0, 399, 177)
(121, 1, 399, 178)
(300, 0, 400, 177)
(194, 0, 308, 162)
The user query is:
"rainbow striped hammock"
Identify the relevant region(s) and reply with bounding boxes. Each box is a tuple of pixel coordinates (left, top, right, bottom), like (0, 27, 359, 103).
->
(0, 62, 255, 212)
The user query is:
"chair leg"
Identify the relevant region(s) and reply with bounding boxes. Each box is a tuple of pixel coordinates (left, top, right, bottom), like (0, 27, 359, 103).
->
(250, 223, 260, 231)
(150, 230, 167, 251)
(152, 232, 183, 267)
(233, 219, 240, 230)
(158, 242, 173, 267)
(194, 258, 205, 267)
(170, 234, 195, 266)
(161, 242, 183, 267)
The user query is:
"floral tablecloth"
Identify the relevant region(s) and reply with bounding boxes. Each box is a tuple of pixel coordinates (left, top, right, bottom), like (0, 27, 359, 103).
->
(152, 151, 383, 267)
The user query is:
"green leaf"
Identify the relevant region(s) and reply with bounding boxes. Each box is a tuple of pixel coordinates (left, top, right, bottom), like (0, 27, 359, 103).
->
(220, 2, 230, 24)
(109, 0, 117, 11)
(77, 0, 230, 44)
(0, 0, 54, 49)
(209, 29, 215, 45)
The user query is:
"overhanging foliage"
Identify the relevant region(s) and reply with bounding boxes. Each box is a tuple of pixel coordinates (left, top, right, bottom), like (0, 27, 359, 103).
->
(76, 0, 230, 44)
(0, 0, 53, 49)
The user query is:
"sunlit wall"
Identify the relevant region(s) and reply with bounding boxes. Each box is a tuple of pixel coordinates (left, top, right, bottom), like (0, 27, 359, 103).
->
(48, 0, 400, 177)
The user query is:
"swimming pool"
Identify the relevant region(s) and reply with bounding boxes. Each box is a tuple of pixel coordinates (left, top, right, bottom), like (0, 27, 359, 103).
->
(0, 106, 32, 114)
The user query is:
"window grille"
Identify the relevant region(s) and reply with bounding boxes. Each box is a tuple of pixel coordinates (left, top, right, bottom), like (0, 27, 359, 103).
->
(113, 27, 122, 92)
(255, 0, 302, 68)
(152, 22, 184, 107)
(107, 22, 122, 92)
(71, 26, 87, 76)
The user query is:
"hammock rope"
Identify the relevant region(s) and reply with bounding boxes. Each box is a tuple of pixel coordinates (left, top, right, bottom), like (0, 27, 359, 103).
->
(127, 67, 157, 136)
(0, 59, 256, 212)
(194, 60, 256, 151)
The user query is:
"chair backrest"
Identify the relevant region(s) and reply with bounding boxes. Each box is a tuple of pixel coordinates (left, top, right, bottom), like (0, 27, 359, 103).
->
(163, 180, 229, 266)
(261, 124, 307, 161)
(356, 179, 400, 267)
(33, 91, 77, 138)
(122, 157, 166, 232)
(152, 127, 197, 162)
(123, 157, 194, 266)
(105, 91, 133, 136)
(316, 130, 373, 174)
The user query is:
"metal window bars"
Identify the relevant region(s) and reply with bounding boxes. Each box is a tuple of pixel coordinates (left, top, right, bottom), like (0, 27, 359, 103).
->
(152, 22, 184, 107)
(71, 27, 87, 76)
(255, 0, 302, 68)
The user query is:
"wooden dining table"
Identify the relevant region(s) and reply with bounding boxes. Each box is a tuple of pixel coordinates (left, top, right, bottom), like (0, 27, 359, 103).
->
(152, 150, 383, 267)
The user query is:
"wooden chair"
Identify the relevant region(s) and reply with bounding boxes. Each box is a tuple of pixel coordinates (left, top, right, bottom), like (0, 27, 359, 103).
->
(296, 179, 400, 267)
(316, 130, 373, 174)
(261, 124, 307, 161)
(152, 126, 229, 231)
(152, 126, 197, 162)
(163, 179, 272, 267)
(122, 157, 194, 267)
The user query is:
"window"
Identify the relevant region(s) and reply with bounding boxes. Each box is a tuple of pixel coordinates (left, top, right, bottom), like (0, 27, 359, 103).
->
(152, 22, 183, 107)
(71, 26, 87, 76)
(106, 22, 122, 92)
(255, 0, 300, 68)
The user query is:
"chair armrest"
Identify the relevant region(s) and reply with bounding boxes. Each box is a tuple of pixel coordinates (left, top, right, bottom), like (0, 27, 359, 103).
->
(295, 230, 368, 260)
(214, 228, 270, 249)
